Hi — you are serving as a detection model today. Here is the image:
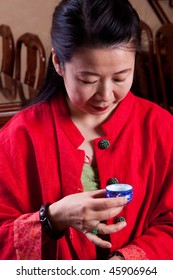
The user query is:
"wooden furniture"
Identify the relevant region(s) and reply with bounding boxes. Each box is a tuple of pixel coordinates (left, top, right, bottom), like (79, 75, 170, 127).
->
(155, 23, 173, 111)
(15, 33, 46, 90)
(0, 25, 15, 76)
(0, 72, 38, 127)
(132, 20, 158, 104)
(147, 0, 171, 24)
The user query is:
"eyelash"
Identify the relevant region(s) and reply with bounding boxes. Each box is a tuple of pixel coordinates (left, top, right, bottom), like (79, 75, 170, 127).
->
(113, 78, 125, 83)
(80, 80, 97, 85)
(79, 78, 126, 85)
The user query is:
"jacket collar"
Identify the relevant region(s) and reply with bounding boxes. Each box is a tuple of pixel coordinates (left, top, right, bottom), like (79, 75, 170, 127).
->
(101, 91, 135, 136)
(50, 91, 135, 145)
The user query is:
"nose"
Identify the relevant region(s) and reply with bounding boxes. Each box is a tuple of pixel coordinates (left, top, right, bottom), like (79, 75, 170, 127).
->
(95, 81, 114, 102)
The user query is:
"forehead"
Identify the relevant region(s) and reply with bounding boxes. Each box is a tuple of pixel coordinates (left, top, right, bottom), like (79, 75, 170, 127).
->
(66, 46, 136, 73)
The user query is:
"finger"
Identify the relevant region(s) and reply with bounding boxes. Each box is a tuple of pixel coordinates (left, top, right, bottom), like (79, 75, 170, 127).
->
(91, 189, 106, 198)
(84, 189, 106, 198)
(85, 232, 112, 249)
(90, 206, 124, 221)
(91, 196, 128, 211)
(97, 221, 127, 235)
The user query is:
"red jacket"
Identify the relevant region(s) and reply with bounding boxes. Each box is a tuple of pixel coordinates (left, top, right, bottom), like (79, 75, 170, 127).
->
(0, 91, 173, 259)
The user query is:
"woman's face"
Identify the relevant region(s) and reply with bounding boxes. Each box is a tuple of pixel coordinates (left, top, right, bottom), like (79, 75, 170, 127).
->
(53, 46, 135, 119)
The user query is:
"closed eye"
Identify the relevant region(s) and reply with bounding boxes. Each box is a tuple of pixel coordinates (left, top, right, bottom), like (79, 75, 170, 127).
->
(113, 79, 126, 83)
(79, 79, 97, 84)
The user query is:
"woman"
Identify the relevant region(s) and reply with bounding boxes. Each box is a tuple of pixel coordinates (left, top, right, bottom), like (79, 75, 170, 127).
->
(0, 0, 173, 260)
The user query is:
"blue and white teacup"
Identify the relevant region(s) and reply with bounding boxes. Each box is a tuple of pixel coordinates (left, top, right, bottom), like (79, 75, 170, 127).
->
(106, 184, 133, 203)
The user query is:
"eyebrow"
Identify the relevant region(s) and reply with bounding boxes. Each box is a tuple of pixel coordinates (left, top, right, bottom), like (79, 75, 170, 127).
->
(78, 69, 131, 76)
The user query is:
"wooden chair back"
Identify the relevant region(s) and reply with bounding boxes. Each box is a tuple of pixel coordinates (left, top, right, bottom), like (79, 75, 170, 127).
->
(0, 24, 15, 76)
(147, 0, 171, 24)
(155, 23, 173, 111)
(132, 20, 158, 104)
(15, 33, 46, 90)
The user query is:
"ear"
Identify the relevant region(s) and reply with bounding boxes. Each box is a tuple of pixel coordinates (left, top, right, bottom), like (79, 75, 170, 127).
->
(52, 48, 64, 76)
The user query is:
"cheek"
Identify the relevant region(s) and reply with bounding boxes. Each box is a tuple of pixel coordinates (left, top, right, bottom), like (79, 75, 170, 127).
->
(64, 80, 84, 104)
(122, 76, 134, 94)
(70, 85, 94, 104)
(114, 78, 133, 100)
(67, 88, 88, 107)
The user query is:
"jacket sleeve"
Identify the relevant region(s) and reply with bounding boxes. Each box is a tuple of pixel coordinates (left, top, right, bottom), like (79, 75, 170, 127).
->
(119, 121, 173, 260)
(0, 117, 43, 259)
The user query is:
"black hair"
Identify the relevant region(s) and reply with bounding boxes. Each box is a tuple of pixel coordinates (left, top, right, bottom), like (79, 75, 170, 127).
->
(34, 0, 141, 103)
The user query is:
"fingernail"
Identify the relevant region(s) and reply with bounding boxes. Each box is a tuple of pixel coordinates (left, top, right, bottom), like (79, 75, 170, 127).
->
(106, 243, 112, 249)
(120, 197, 128, 205)
(120, 222, 127, 229)
(120, 221, 127, 228)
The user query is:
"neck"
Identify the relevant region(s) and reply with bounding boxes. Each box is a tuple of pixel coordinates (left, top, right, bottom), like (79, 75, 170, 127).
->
(67, 101, 111, 130)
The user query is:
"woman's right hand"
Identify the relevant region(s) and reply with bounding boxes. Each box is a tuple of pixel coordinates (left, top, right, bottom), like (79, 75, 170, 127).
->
(48, 189, 127, 248)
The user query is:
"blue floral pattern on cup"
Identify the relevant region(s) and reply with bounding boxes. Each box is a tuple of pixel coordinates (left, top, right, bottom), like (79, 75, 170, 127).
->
(106, 184, 133, 203)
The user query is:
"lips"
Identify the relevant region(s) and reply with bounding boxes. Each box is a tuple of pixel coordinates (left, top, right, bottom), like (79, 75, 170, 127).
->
(91, 105, 109, 111)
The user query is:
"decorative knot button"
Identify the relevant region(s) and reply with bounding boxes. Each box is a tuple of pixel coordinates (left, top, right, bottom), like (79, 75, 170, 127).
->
(98, 139, 110, 149)
(115, 216, 126, 223)
(107, 178, 119, 185)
